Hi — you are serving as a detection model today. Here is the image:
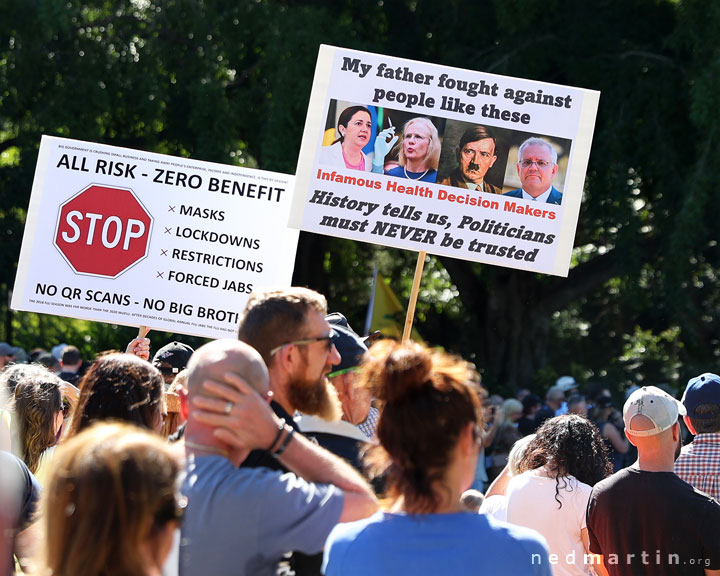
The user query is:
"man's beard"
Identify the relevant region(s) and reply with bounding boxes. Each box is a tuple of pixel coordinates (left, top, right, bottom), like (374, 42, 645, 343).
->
(287, 374, 342, 421)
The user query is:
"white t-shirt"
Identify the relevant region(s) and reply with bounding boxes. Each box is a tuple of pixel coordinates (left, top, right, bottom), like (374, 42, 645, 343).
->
(479, 494, 508, 523)
(506, 470, 595, 576)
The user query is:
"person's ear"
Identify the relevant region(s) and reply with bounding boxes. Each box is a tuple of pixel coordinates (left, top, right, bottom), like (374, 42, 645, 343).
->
(178, 386, 189, 420)
(625, 429, 638, 447)
(275, 344, 298, 373)
(459, 422, 476, 456)
(683, 414, 697, 436)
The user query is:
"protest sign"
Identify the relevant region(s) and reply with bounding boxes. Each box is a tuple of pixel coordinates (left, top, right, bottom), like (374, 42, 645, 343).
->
(290, 45, 599, 277)
(12, 136, 298, 339)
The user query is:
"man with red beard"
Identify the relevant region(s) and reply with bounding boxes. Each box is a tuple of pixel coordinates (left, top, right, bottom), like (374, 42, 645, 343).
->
(237, 288, 344, 576)
(238, 287, 342, 472)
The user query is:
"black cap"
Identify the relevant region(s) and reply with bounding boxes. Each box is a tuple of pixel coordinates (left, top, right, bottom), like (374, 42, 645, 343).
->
(326, 313, 367, 374)
(152, 342, 194, 374)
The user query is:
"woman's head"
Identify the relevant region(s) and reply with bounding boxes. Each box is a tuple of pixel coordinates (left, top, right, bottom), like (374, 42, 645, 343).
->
(398, 117, 440, 170)
(501, 398, 523, 422)
(359, 340, 482, 513)
(519, 415, 611, 503)
(42, 422, 183, 576)
(13, 369, 63, 473)
(336, 106, 372, 150)
(508, 434, 536, 476)
(68, 353, 165, 436)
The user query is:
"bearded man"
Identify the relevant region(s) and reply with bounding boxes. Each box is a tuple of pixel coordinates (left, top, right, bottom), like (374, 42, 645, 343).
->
(237, 287, 342, 472)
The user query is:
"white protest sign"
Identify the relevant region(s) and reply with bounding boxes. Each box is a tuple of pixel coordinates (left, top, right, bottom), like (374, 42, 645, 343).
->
(290, 45, 599, 277)
(12, 136, 299, 338)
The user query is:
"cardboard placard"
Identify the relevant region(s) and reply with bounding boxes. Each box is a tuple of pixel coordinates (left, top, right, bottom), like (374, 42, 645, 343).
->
(12, 136, 299, 338)
(290, 45, 599, 277)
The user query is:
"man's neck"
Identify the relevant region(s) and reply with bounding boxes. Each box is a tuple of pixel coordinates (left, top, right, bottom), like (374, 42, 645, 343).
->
(185, 424, 245, 467)
(268, 372, 295, 416)
(633, 452, 676, 473)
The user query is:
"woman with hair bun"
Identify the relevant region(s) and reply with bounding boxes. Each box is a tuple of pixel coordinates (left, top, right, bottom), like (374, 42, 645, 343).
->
(322, 340, 551, 576)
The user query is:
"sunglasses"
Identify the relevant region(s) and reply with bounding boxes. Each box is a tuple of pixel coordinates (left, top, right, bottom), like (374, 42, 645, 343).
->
(269, 329, 337, 357)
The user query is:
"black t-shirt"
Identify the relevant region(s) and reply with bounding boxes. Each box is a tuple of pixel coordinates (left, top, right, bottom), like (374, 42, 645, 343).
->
(587, 467, 720, 575)
(240, 401, 298, 473)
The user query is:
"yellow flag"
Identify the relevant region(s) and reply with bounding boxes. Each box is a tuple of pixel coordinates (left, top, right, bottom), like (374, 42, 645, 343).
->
(369, 272, 423, 342)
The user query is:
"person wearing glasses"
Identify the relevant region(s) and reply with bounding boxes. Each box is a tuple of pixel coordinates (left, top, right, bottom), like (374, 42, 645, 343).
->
(505, 137, 563, 204)
(178, 339, 377, 576)
(438, 125, 503, 194)
(297, 312, 372, 473)
(237, 287, 342, 473)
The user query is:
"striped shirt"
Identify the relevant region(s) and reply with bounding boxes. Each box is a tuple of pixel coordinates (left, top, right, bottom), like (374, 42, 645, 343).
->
(675, 432, 720, 501)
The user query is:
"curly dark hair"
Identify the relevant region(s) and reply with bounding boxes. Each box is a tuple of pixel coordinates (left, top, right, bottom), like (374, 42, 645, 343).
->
(518, 414, 611, 508)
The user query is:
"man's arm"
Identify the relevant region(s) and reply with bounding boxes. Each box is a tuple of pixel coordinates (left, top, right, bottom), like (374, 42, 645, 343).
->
(581, 528, 609, 576)
(192, 374, 378, 523)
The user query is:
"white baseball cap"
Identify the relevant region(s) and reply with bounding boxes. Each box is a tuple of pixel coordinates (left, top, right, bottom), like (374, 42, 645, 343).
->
(556, 376, 578, 392)
(623, 386, 686, 437)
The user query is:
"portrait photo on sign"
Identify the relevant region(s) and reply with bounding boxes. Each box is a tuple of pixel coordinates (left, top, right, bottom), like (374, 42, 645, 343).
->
(318, 99, 446, 183)
(436, 120, 512, 196)
(501, 133, 572, 206)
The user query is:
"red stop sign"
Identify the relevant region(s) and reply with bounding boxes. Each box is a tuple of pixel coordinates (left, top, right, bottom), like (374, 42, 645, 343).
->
(54, 184, 154, 278)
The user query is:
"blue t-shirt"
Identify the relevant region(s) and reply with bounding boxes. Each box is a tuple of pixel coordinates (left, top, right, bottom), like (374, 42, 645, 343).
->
(385, 166, 437, 183)
(323, 511, 551, 576)
(180, 454, 344, 576)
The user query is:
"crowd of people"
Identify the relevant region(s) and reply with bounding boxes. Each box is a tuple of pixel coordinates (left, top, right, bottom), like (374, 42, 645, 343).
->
(1, 287, 720, 576)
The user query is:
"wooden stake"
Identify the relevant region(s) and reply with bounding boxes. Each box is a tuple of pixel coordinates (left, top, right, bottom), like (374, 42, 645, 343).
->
(137, 326, 150, 338)
(402, 251, 426, 343)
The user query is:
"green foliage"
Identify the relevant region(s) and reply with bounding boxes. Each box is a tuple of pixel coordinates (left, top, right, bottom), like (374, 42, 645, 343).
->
(2, 0, 719, 393)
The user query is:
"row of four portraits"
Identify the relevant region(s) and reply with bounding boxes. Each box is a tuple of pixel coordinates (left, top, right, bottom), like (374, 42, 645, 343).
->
(318, 99, 572, 205)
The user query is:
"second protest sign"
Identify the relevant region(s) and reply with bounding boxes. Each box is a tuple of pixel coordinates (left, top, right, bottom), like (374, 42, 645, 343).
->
(290, 45, 599, 277)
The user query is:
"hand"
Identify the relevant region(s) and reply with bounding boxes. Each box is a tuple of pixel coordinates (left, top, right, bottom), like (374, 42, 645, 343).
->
(126, 337, 150, 361)
(190, 372, 280, 451)
(373, 127, 397, 166)
(59, 381, 80, 408)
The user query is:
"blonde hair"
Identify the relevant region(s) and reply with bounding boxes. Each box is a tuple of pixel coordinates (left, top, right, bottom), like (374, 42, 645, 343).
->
(398, 117, 441, 171)
(41, 422, 182, 576)
(13, 371, 62, 473)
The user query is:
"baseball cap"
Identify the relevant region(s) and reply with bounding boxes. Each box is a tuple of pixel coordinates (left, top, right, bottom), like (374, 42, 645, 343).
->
(326, 313, 367, 375)
(556, 376, 578, 392)
(623, 386, 686, 437)
(682, 373, 720, 418)
(152, 342, 194, 374)
(51, 343, 68, 360)
(0, 342, 21, 356)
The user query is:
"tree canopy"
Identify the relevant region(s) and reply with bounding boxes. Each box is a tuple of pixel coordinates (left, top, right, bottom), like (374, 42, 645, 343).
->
(1, 0, 718, 395)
